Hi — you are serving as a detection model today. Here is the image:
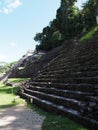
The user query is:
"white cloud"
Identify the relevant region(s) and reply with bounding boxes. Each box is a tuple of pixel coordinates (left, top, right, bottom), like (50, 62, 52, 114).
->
(0, 0, 22, 14)
(3, 7, 9, 14)
(0, 54, 6, 61)
(9, 42, 17, 47)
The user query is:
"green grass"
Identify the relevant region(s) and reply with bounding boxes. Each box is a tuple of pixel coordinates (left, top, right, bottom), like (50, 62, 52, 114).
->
(0, 84, 24, 109)
(42, 114, 87, 130)
(0, 78, 87, 130)
(0, 78, 28, 109)
(8, 78, 30, 83)
(79, 26, 98, 43)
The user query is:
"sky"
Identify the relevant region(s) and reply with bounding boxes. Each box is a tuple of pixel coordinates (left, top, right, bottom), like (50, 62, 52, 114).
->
(0, 0, 87, 63)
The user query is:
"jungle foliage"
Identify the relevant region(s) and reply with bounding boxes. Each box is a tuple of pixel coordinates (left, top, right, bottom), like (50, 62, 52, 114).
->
(34, 0, 98, 51)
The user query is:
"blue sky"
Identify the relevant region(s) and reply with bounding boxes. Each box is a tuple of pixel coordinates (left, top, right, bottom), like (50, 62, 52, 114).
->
(0, 0, 87, 63)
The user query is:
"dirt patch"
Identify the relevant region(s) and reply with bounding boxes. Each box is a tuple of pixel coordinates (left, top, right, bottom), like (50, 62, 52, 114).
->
(0, 104, 45, 130)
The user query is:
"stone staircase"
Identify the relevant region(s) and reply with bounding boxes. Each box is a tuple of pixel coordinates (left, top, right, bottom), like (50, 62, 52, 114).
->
(18, 31, 98, 130)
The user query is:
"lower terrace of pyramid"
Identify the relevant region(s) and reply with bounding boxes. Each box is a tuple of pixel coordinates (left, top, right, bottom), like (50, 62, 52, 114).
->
(18, 32, 98, 130)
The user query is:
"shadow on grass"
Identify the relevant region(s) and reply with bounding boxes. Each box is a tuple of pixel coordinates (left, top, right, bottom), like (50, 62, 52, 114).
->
(27, 103, 87, 130)
(0, 103, 17, 109)
(0, 104, 14, 109)
(42, 114, 87, 130)
(0, 86, 19, 95)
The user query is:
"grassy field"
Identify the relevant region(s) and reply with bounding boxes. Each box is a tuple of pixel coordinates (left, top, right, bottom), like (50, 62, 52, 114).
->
(0, 78, 87, 130)
(0, 78, 27, 109)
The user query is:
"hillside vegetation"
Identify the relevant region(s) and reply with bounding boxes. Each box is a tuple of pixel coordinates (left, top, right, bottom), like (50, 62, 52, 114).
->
(34, 0, 97, 51)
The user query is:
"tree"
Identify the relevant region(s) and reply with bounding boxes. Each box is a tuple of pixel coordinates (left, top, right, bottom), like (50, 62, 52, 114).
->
(34, 0, 97, 51)
(56, 0, 77, 39)
(81, 0, 97, 31)
(34, 33, 44, 43)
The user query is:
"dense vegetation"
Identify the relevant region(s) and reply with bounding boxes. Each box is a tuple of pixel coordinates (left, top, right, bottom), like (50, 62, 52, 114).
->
(34, 0, 98, 51)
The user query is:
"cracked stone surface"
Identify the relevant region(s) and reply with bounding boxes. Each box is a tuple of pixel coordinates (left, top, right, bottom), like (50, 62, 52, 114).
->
(0, 104, 45, 130)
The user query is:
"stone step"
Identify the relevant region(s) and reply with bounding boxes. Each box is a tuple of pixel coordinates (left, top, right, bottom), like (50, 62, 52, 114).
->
(24, 88, 89, 112)
(86, 111, 98, 122)
(41, 64, 98, 74)
(29, 86, 94, 102)
(42, 61, 78, 70)
(30, 82, 96, 92)
(19, 92, 98, 130)
(72, 49, 98, 55)
(58, 46, 97, 57)
(34, 76, 98, 84)
(42, 58, 98, 72)
(41, 54, 97, 70)
(41, 55, 98, 73)
(88, 96, 98, 103)
(43, 66, 98, 75)
(39, 55, 98, 74)
(41, 69, 66, 75)
(38, 71, 98, 79)
(49, 52, 98, 67)
(88, 38, 98, 44)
